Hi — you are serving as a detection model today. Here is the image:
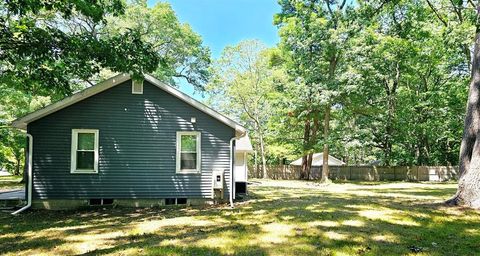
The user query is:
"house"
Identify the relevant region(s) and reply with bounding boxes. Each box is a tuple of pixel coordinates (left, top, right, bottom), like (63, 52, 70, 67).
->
(290, 153, 345, 167)
(11, 73, 252, 210)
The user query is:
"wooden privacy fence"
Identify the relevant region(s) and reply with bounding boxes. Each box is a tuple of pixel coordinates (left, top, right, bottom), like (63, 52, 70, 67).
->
(249, 165, 459, 181)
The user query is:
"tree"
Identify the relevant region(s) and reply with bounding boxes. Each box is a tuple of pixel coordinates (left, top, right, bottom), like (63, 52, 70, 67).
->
(105, 1, 211, 89)
(434, 0, 480, 208)
(206, 40, 275, 178)
(0, 0, 160, 96)
(275, 0, 357, 181)
(398, 0, 479, 208)
(0, 84, 51, 175)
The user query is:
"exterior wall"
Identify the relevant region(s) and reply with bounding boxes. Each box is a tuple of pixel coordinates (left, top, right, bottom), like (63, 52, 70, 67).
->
(28, 80, 235, 200)
(234, 152, 247, 182)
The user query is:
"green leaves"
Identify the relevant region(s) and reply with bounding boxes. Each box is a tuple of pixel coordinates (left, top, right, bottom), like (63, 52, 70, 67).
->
(0, 0, 161, 96)
(105, 1, 211, 90)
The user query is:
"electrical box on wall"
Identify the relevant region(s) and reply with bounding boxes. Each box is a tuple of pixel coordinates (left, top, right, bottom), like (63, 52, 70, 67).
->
(212, 169, 224, 189)
(212, 169, 224, 199)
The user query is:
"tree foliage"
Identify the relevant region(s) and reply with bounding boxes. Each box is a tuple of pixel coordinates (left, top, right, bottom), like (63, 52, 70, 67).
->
(207, 40, 277, 177)
(204, 0, 469, 180)
(105, 0, 211, 89)
(0, 0, 160, 96)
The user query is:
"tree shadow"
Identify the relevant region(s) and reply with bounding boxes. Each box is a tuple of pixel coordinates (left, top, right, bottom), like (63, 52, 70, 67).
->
(1, 182, 479, 255)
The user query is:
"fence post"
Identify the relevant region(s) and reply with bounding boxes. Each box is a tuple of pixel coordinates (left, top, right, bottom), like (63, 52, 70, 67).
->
(349, 166, 352, 180)
(393, 166, 396, 180)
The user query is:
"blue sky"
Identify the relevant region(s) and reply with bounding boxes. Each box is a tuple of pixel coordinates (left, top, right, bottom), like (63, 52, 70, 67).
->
(147, 0, 281, 98)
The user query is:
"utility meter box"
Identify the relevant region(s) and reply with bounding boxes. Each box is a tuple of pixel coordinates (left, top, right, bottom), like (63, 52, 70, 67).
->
(212, 169, 224, 189)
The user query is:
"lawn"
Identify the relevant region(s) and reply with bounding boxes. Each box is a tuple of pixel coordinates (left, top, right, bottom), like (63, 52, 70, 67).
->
(1, 180, 479, 256)
(0, 175, 23, 192)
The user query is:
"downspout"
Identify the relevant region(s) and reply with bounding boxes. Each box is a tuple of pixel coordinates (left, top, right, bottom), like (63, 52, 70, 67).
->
(229, 132, 247, 208)
(12, 133, 33, 215)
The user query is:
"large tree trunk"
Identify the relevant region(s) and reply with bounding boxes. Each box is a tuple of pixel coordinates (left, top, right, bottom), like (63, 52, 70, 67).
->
(253, 119, 268, 179)
(306, 153, 313, 180)
(320, 105, 331, 183)
(447, 14, 480, 208)
(383, 63, 399, 166)
(309, 111, 320, 179)
(301, 118, 311, 180)
(254, 150, 259, 178)
(259, 132, 267, 179)
(14, 158, 20, 176)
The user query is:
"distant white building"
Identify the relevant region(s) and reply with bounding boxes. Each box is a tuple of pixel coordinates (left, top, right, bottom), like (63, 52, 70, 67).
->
(290, 153, 345, 167)
(0, 168, 11, 176)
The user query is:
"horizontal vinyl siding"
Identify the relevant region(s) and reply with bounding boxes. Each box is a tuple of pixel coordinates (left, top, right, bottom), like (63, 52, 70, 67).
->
(28, 80, 235, 199)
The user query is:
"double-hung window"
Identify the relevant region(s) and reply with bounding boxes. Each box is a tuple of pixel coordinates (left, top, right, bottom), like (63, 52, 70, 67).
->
(71, 129, 99, 173)
(176, 131, 201, 174)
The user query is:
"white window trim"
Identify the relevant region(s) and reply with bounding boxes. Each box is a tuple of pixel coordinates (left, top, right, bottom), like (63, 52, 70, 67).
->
(132, 79, 143, 94)
(176, 131, 201, 174)
(71, 129, 99, 174)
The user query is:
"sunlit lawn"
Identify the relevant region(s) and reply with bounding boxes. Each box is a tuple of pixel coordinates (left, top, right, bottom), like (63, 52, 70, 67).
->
(0, 175, 23, 191)
(1, 180, 479, 255)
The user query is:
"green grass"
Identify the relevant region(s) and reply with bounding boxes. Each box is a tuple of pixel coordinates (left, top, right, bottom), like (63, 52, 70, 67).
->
(1, 180, 479, 255)
(0, 175, 23, 191)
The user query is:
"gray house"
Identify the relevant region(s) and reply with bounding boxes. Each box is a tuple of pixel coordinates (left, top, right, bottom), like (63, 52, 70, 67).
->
(12, 74, 251, 210)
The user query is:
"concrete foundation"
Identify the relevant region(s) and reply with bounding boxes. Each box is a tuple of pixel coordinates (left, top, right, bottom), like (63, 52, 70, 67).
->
(32, 198, 220, 210)
(32, 199, 88, 210)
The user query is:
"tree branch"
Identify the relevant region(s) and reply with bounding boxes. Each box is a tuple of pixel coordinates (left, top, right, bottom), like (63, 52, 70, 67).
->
(425, 0, 448, 27)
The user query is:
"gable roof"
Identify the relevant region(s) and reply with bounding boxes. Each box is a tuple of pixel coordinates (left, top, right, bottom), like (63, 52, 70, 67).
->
(11, 73, 247, 135)
(290, 153, 345, 166)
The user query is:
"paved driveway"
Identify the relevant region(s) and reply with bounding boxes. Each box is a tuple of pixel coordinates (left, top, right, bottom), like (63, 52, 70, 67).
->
(0, 189, 25, 200)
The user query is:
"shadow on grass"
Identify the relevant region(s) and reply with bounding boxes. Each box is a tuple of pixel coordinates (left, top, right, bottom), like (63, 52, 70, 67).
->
(0, 182, 479, 255)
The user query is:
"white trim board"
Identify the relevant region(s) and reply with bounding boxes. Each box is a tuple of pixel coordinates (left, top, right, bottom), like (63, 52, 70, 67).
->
(176, 131, 201, 174)
(11, 73, 247, 135)
(71, 129, 99, 174)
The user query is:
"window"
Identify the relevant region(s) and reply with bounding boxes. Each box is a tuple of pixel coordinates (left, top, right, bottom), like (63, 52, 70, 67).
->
(89, 199, 113, 206)
(132, 79, 143, 94)
(176, 131, 201, 173)
(176, 198, 187, 205)
(165, 198, 187, 205)
(71, 129, 99, 173)
(165, 198, 176, 205)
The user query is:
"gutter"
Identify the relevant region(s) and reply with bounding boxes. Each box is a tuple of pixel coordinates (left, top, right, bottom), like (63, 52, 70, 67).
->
(12, 133, 33, 215)
(229, 132, 247, 208)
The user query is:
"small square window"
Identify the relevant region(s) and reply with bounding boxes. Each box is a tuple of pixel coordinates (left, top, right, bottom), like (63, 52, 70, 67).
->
(89, 199, 102, 205)
(176, 198, 187, 205)
(165, 198, 176, 205)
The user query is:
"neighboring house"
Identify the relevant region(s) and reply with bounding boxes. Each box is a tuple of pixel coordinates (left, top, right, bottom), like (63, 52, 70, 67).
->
(290, 153, 345, 167)
(11, 73, 252, 210)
